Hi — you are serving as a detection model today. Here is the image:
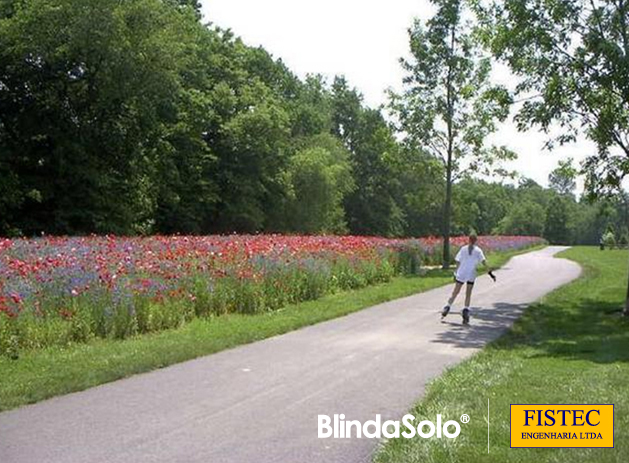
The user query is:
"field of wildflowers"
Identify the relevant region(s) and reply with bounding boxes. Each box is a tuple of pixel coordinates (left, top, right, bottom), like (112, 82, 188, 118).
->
(0, 235, 544, 357)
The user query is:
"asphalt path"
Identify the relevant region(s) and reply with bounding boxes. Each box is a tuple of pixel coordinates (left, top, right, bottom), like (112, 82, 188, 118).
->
(0, 246, 581, 463)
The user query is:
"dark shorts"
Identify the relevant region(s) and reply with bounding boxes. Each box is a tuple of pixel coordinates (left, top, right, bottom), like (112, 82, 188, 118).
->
(454, 277, 475, 286)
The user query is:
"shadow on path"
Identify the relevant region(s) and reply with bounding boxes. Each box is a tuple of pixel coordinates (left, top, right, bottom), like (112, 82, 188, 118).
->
(434, 297, 629, 364)
(432, 302, 529, 350)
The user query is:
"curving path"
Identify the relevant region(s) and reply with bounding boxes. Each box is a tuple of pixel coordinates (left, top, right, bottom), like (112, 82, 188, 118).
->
(0, 247, 581, 463)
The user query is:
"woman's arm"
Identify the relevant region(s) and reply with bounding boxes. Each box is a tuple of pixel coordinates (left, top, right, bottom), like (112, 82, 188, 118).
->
(482, 259, 497, 281)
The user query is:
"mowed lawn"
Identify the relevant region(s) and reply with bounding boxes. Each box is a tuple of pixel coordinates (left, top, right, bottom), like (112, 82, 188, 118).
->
(375, 247, 629, 463)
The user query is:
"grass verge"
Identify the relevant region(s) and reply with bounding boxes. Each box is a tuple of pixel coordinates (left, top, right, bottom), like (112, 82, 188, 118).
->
(0, 246, 539, 412)
(374, 247, 629, 463)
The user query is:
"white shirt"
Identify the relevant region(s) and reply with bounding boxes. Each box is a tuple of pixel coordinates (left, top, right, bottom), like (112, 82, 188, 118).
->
(454, 245, 486, 282)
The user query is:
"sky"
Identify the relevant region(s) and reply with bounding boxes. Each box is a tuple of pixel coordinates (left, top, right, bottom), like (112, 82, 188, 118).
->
(200, 0, 596, 190)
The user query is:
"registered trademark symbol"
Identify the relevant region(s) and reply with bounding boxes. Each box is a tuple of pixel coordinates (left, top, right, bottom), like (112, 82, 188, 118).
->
(460, 414, 470, 424)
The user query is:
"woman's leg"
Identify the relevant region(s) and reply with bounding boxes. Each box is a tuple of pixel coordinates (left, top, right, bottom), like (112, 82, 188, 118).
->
(442, 281, 463, 318)
(461, 283, 475, 324)
(448, 282, 463, 306)
(464, 283, 474, 308)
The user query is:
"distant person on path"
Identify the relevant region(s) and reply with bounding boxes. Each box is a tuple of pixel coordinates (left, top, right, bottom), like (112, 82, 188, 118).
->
(441, 234, 496, 325)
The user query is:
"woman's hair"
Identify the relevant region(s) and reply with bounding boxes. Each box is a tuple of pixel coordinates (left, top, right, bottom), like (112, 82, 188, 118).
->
(468, 233, 478, 255)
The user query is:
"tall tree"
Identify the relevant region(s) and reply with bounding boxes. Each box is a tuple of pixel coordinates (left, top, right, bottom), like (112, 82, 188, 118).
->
(333, 77, 405, 237)
(453, 178, 512, 234)
(549, 158, 578, 197)
(545, 196, 574, 244)
(394, 147, 445, 237)
(283, 134, 354, 234)
(0, 0, 210, 235)
(199, 32, 292, 233)
(476, 0, 629, 315)
(391, 0, 515, 267)
(495, 200, 546, 236)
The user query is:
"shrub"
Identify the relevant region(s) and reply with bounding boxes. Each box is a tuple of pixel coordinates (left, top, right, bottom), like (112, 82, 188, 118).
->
(602, 231, 617, 249)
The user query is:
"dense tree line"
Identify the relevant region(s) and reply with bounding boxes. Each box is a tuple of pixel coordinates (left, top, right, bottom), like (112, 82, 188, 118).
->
(0, 0, 403, 237)
(0, 0, 624, 246)
(453, 174, 629, 246)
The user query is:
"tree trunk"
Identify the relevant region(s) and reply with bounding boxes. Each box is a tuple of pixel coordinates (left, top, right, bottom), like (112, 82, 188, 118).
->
(442, 149, 453, 269)
(442, 22, 456, 270)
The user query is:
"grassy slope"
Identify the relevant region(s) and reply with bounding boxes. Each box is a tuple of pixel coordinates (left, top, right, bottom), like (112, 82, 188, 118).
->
(375, 247, 629, 463)
(0, 246, 536, 412)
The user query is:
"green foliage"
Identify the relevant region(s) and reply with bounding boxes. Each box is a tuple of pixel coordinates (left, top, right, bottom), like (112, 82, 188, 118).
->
(213, 80, 291, 232)
(390, 0, 515, 264)
(603, 230, 617, 249)
(475, 0, 629, 197)
(283, 136, 354, 234)
(544, 195, 573, 245)
(447, 176, 625, 246)
(0, 0, 625, 246)
(549, 158, 577, 196)
(0, 1, 413, 238)
(333, 78, 406, 237)
(475, 0, 629, 312)
(619, 228, 629, 247)
(570, 193, 629, 245)
(495, 201, 545, 236)
(172, 0, 201, 15)
(0, 0, 213, 235)
(452, 178, 511, 235)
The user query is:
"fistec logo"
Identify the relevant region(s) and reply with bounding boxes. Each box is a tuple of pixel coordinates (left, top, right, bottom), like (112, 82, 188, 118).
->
(511, 404, 614, 448)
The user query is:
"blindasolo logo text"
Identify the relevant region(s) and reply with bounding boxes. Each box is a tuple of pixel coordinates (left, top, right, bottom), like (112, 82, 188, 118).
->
(510, 404, 614, 448)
